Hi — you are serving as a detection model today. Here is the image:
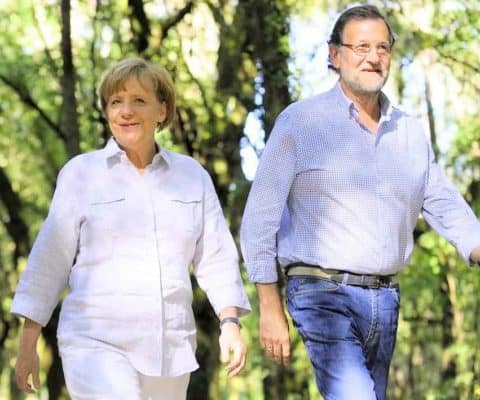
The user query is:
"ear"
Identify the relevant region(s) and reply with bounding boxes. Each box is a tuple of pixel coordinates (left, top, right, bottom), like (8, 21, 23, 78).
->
(329, 44, 341, 70)
(158, 101, 167, 124)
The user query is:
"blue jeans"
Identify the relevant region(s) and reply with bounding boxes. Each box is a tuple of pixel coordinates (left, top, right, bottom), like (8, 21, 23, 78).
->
(286, 276, 400, 400)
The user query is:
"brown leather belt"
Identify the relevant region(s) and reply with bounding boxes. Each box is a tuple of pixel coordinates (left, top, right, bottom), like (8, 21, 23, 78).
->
(285, 264, 398, 289)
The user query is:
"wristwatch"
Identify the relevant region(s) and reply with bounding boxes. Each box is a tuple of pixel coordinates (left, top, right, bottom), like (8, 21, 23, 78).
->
(220, 316, 242, 330)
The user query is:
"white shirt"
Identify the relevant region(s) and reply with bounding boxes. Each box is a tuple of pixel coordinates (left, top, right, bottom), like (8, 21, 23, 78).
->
(12, 138, 250, 376)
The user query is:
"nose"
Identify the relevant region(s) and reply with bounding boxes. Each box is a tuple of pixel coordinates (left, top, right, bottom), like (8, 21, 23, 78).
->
(365, 48, 381, 63)
(120, 101, 134, 117)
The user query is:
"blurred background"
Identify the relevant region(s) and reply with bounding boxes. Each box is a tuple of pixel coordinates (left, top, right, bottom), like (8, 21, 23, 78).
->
(1, 0, 480, 399)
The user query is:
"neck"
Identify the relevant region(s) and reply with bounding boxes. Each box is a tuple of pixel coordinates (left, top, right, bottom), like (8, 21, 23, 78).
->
(119, 141, 157, 171)
(348, 93, 380, 122)
(341, 82, 381, 121)
(340, 82, 382, 135)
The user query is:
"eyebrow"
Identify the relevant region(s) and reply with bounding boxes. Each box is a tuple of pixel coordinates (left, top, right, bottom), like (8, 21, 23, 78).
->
(109, 92, 148, 98)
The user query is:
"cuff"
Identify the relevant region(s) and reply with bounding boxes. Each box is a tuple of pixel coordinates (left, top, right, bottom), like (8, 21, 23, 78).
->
(246, 260, 279, 284)
(457, 227, 480, 267)
(207, 284, 251, 318)
(11, 294, 51, 327)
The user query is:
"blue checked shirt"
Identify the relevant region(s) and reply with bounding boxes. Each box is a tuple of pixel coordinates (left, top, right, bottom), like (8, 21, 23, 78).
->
(240, 83, 480, 283)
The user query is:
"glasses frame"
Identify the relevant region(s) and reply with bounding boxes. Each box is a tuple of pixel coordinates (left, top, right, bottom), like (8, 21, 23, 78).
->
(339, 42, 393, 56)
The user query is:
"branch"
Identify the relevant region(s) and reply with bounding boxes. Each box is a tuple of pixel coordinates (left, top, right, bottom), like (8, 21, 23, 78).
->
(175, 108, 196, 157)
(177, 36, 213, 122)
(0, 167, 30, 259)
(204, 0, 226, 28)
(128, 0, 151, 53)
(424, 73, 440, 159)
(0, 74, 65, 141)
(162, 1, 194, 39)
(437, 49, 480, 74)
(31, 3, 59, 77)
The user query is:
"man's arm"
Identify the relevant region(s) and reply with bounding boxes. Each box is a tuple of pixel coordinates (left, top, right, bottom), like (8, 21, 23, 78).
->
(256, 283, 291, 365)
(240, 111, 297, 365)
(422, 144, 480, 264)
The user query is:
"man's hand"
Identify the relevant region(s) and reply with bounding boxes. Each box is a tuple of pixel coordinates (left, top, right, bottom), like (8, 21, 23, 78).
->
(256, 283, 291, 365)
(470, 245, 480, 265)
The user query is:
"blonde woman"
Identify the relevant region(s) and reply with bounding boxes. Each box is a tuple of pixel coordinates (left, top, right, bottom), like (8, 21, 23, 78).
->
(12, 57, 250, 399)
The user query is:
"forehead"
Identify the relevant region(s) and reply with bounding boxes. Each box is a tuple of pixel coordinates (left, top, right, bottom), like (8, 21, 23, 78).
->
(342, 18, 390, 42)
(108, 76, 155, 97)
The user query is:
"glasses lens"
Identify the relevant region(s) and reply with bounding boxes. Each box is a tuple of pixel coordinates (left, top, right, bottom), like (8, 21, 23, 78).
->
(355, 44, 370, 55)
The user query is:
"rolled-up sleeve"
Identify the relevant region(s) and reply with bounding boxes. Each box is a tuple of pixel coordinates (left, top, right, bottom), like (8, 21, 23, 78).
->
(422, 144, 480, 264)
(192, 169, 250, 316)
(11, 162, 80, 326)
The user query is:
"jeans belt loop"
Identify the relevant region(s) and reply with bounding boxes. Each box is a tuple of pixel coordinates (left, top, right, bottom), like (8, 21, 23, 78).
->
(342, 273, 349, 285)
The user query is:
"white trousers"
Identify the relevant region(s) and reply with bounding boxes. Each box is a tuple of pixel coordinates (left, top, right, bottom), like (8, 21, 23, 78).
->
(60, 346, 190, 400)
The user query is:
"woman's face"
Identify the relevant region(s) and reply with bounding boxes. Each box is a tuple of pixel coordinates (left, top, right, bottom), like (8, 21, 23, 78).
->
(106, 76, 166, 153)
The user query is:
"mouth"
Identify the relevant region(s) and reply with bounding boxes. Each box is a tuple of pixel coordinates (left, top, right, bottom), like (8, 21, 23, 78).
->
(362, 68, 382, 74)
(119, 122, 139, 127)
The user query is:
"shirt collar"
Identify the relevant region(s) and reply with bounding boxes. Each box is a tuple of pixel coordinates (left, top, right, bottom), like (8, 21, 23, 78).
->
(332, 81, 394, 120)
(103, 137, 171, 169)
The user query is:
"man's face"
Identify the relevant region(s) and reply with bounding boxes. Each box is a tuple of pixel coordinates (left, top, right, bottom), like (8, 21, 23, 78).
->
(330, 18, 392, 98)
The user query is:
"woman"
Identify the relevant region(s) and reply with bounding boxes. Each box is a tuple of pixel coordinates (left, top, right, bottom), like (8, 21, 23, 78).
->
(12, 57, 250, 399)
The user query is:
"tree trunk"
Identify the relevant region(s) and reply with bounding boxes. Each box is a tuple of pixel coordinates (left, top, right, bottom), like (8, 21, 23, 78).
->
(60, 0, 80, 158)
(42, 2, 81, 397)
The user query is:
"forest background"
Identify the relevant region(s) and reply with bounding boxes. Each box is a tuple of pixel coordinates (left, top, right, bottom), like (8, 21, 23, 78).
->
(1, 0, 480, 399)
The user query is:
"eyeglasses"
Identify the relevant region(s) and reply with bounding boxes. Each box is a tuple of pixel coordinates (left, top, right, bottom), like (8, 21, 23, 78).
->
(340, 42, 393, 56)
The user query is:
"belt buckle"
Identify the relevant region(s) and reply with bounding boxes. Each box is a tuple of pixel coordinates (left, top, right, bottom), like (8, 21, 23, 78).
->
(358, 275, 378, 289)
(367, 277, 381, 289)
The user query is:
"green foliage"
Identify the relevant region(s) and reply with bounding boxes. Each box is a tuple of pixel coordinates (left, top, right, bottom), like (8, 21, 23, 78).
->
(1, 0, 480, 399)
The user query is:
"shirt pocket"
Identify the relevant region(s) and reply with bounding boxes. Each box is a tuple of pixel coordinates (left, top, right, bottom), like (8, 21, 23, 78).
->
(77, 194, 126, 266)
(158, 194, 203, 247)
(87, 194, 126, 231)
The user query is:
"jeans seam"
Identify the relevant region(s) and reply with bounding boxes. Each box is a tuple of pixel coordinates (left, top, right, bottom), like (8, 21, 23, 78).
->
(364, 289, 378, 347)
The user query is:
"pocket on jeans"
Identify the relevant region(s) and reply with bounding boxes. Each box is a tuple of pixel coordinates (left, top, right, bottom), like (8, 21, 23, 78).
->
(289, 276, 340, 297)
(388, 286, 401, 306)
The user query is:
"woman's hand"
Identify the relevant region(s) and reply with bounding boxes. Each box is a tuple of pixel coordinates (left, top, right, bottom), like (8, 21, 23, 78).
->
(219, 322, 247, 377)
(15, 347, 40, 393)
(15, 318, 42, 393)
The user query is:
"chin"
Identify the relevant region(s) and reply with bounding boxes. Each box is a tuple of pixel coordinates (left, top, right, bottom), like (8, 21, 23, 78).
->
(360, 79, 387, 93)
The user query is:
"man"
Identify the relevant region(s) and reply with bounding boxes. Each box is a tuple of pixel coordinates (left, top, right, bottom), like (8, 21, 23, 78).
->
(240, 5, 480, 400)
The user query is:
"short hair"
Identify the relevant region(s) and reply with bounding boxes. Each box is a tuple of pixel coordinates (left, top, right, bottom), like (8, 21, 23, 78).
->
(327, 5, 396, 71)
(97, 58, 176, 129)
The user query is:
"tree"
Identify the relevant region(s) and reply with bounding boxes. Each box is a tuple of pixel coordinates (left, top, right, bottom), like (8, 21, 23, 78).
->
(1, 1, 480, 399)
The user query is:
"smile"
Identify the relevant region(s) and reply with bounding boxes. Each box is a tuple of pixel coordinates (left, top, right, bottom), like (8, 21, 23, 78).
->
(120, 123, 139, 127)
